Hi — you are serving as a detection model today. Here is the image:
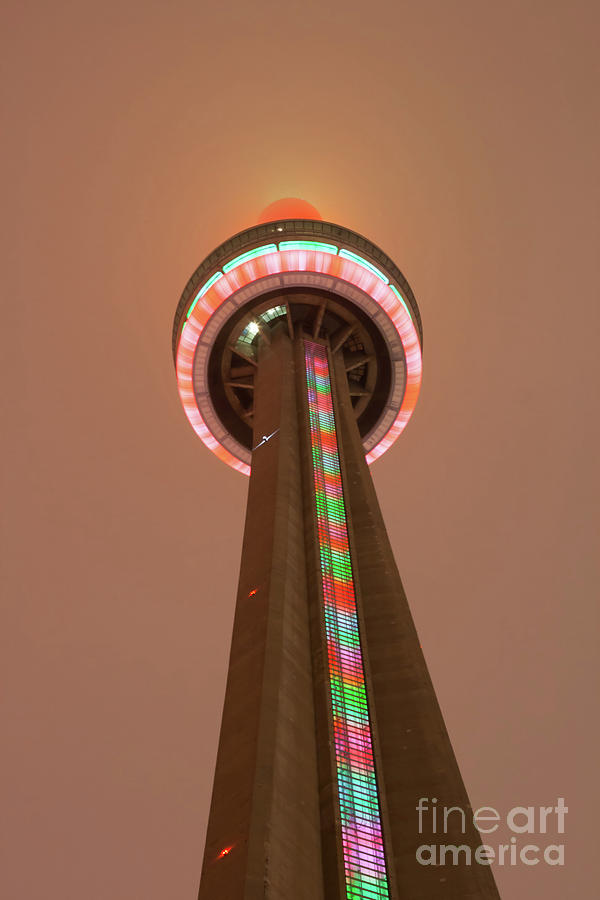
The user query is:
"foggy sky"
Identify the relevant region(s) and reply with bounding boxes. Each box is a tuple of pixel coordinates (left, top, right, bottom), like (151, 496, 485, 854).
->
(2, 1, 599, 897)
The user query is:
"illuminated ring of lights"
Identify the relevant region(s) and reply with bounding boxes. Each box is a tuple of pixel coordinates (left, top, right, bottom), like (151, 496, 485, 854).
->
(193, 271, 407, 466)
(176, 246, 422, 475)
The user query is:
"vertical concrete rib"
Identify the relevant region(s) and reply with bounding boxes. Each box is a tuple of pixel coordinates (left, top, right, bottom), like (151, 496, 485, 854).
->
(330, 351, 501, 900)
(295, 336, 352, 900)
(298, 337, 399, 900)
(198, 327, 323, 900)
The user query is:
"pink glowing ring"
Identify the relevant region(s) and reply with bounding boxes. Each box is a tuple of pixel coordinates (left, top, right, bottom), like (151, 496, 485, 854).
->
(175, 246, 422, 475)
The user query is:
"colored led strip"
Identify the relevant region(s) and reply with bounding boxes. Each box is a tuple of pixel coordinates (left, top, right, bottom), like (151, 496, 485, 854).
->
(278, 240, 338, 254)
(339, 249, 389, 284)
(389, 284, 413, 323)
(186, 271, 224, 320)
(304, 339, 390, 900)
(176, 246, 422, 473)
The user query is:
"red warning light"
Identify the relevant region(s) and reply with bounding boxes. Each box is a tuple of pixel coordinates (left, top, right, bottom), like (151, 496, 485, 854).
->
(247, 588, 258, 598)
(217, 845, 233, 859)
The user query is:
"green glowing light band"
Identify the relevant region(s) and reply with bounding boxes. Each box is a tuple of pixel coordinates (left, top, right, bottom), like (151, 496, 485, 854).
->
(278, 240, 338, 254)
(222, 244, 278, 273)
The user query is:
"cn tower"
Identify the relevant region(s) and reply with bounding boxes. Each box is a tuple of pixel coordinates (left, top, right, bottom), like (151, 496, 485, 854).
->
(172, 200, 500, 899)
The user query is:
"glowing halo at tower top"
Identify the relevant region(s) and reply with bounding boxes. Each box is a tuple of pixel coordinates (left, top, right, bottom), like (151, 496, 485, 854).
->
(258, 197, 322, 223)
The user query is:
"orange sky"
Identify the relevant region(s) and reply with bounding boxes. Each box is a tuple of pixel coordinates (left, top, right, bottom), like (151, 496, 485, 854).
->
(3, 1, 599, 897)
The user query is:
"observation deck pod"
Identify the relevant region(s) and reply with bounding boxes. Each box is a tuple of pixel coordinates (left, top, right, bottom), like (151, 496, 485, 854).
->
(173, 219, 423, 474)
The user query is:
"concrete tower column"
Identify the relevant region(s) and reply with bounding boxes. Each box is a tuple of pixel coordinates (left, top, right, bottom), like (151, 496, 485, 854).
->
(198, 327, 324, 900)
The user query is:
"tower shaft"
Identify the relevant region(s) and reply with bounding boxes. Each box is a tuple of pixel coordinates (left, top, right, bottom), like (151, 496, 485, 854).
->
(198, 326, 500, 899)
